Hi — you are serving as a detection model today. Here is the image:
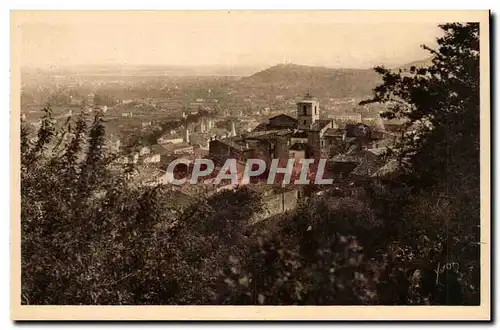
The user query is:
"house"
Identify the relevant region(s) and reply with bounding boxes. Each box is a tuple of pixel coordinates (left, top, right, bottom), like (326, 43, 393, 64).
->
(289, 143, 307, 160)
(330, 149, 385, 179)
(114, 151, 140, 165)
(158, 136, 184, 145)
(268, 114, 297, 129)
(142, 153, 161, 164)
(253, 123, 269, 131)
(208, 127, 230, 140)
(163, 142, 194, 155)
(323, 128, 345, 142)
(150, 144, 169, 155)
(328, 112, 362, 122)
(209, 137, 254, 164)
(289, 131, 309, 145)
(158, 128, 190, 146)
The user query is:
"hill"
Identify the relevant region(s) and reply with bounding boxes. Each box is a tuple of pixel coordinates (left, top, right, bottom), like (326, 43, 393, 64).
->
(240, 63, 382, 99)
(240, 60, 432, 99)
(397, 57, 434, 71)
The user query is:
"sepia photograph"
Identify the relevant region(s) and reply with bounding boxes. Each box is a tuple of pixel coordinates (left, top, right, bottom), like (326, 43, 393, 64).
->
(10, 10, 490, 320)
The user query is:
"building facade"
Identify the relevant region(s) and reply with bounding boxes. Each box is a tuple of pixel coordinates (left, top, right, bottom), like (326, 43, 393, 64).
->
(209, 94, 338, 165)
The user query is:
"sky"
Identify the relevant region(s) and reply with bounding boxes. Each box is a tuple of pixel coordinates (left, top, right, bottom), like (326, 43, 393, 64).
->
(17, 11, 444, 70)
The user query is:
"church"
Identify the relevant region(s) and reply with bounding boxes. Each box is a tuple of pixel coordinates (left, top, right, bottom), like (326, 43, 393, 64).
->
(208, 93, 347, 165)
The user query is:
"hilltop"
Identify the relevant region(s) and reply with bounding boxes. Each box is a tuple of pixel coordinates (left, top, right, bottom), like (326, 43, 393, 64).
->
(240, 63, 382, 99)
(239, 60, 433, 99)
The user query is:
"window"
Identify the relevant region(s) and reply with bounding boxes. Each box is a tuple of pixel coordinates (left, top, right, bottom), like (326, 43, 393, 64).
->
(303, 120, 307, 125)
(303, 105, 307, 115)
(315, 106, 318, 115)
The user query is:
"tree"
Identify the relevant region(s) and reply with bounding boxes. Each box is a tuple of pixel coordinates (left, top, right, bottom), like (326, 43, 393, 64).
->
(362, 23, 481, 305)
(21, 108, 265, 304)
(363, 23, 479, 188)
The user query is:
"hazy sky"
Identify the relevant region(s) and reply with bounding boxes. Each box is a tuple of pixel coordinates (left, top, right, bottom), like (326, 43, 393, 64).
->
(18, 11, 443, 69)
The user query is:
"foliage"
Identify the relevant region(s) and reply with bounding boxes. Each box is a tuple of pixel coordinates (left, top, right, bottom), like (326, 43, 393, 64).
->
(21, 107, 262, 305)
(216, 192, 386, 305)
(364, 23, 480, 187)
(360, 23, 481, 305)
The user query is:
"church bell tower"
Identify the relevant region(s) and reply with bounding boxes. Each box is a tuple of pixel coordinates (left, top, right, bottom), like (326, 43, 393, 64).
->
(296, 92, 320, 130)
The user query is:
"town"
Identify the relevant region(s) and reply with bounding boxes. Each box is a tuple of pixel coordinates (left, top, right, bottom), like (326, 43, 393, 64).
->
(21, 64, 409, 224)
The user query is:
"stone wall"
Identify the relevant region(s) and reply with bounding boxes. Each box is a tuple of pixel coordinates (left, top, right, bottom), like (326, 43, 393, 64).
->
(250, 188, 299, 225)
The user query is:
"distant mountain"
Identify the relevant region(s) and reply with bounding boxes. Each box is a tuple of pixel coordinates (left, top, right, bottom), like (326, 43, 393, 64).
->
(397, 57, 434, 71)
(240, 60, 431, 99)
(22, 64, 264, 78)
(240, 63, 382, 99)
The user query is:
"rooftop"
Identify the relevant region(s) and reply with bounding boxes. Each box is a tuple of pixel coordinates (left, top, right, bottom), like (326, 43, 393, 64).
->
(330, 112, 362, 117)
(310, 119, 332, 132)
(351, 158, 386, 177)
(290, 131, 309, 138)
(214, 137, 251, 152)
(150, 144, 168, 155)
(244, 128, 293, 140)
(269, 114, 297, 121)
(296, 100, 318, 104)
(331, 154, 360, 163)
(253, 123, 269, 131)
(297, 92, 318, 103)
(323, 128, 344, 137)
(372, 159, 403, 178)
(163, 142, 192, 152)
